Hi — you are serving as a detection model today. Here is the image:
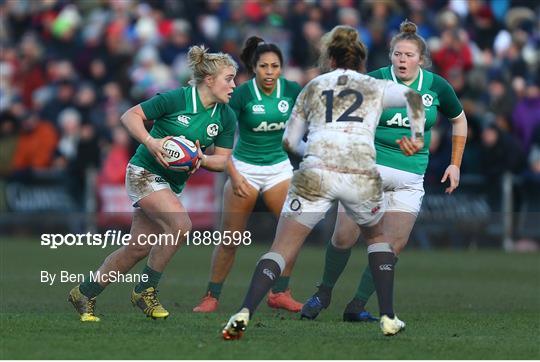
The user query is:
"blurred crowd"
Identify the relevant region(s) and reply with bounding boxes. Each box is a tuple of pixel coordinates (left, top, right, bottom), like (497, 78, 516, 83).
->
(0, 0, 539, 213)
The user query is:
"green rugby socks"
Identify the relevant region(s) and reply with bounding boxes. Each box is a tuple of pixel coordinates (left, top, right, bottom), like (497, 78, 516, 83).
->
(354, 266, 375, 305)
(79, 279, 105, 299)
(321, 242, 352, 288)
(271, 276, 290, 293)
(135, 265, 162, 293)
(207, 281, 223, 299)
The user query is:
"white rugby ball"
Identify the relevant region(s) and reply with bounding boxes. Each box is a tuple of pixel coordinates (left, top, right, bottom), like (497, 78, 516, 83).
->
(162, 136, 199, 171)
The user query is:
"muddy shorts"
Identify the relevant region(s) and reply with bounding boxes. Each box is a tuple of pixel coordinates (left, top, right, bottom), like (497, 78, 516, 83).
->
(281, 167, 385, 229)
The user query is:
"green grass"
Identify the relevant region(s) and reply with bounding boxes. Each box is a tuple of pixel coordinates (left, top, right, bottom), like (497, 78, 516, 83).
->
(1, 238, 539, 359)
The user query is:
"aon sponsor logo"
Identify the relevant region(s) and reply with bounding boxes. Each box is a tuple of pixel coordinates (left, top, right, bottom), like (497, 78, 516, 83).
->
(253, 121, 286, 132)
(385, 113, 410, 128)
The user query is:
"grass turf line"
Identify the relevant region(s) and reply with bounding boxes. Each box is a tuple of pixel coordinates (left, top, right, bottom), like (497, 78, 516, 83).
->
(1, 238, 539, 359)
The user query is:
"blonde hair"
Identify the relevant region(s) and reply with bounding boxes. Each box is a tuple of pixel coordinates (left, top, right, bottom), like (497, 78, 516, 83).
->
(319, 25, 367, 72)
(389, 20, 431, 67)
(187, 45, 238, 85)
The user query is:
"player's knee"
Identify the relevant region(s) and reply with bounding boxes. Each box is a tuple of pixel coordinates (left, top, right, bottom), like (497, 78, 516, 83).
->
(331, 229, 357, 249)
(169, 219, 192, 236)
(129, 244, 151, 261)
(390, 238, 408, 255)
(220, 242, 239, 252)
(161, 219, 192, 247)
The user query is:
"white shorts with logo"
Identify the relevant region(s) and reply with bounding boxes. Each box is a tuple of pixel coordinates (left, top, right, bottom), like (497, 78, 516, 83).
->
(232, 156, 293, 193)
(281, 167, 385, 229)
(377, 164, 425, 214)
(125, 163, 180, 207)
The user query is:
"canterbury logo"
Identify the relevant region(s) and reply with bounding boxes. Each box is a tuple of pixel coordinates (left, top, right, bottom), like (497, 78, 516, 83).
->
(262, 268, 275, 280)
(252, 104, 265, 114)
(177, 115, 190, 125)
(379, 264, 393, 271)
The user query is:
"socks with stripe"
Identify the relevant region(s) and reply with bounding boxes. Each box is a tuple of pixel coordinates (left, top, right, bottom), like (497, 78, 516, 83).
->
(241, 252, 284, 315)
(367, 243, 396, 318)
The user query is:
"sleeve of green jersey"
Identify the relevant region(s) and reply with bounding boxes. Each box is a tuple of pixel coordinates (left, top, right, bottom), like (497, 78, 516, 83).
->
(367, 68, 384, 79)
(214, 105, 237, 149)
(284, 79, 303, 102)
(140, 90, 179, 121)
(432, 74, 463, 119)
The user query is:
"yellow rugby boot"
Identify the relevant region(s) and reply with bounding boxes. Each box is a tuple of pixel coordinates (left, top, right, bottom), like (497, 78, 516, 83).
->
(68, 286, 100, 322)
(131, 287, 169, 319)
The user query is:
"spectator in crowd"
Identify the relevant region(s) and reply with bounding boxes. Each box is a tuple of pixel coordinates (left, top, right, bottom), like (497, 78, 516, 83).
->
(479, 121, 525, 210)
(54, 107, 81, 169)
(485, 74, 516, 120)
(0, 112, 19, 178)
(129, 45, 176, 100)
(98, 126, 131, 186)
(11, 111, 58, 176)
(40, 78, 77, 128)
(14, 33, 46, 109)
(512, 80, 540, 154)
(432, 28, 473, 80)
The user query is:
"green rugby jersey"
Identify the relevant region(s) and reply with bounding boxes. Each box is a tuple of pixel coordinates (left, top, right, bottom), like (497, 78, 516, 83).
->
(369, 66, 463, 175)
(230, 77, 302, 165)
(130, 86, 236, 193)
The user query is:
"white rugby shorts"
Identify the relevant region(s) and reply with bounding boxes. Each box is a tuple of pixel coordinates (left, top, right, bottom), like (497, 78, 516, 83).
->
(232, 156, 293, 193)
(377, 164, 425, 215)
(125, 163, 180, 207)
(281, 167, 385, 229)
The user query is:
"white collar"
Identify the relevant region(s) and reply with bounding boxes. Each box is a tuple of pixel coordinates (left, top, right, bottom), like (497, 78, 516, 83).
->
(390, 66, 423, 91)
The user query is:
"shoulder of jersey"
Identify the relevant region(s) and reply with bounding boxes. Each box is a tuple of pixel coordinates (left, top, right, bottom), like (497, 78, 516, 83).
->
(367, 67, 386, 79)
(430, 71, 448, 85)
(233, 81, 249, 92)
(156, 87, 185, 98)
(282, 78, 301, 88)
(232, 81, 251, 96)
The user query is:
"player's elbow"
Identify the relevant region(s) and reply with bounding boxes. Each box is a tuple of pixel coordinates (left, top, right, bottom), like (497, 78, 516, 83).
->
(282, 138, 292, 153)
(120, 106, 141, 127)
(119, 110, 131, 128)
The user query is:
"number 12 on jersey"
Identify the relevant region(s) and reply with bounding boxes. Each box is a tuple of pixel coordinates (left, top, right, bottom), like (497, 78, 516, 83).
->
(322, 89, 364, 123)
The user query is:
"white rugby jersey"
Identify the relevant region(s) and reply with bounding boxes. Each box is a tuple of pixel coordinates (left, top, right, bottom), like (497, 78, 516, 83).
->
(284, 69, 391, 173)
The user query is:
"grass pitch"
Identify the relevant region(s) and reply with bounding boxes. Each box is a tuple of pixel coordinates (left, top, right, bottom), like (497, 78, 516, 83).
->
(1, 237, 539, 359)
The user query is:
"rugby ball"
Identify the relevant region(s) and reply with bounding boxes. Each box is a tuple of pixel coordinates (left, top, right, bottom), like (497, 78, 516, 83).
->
(162, 136, 199, 171)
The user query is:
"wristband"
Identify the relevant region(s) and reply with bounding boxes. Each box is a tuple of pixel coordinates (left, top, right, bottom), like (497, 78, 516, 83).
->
(451, 135, 466, 168)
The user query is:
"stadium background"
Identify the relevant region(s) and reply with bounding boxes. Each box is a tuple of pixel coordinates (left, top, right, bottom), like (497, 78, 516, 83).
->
(0, 0, 539, 359)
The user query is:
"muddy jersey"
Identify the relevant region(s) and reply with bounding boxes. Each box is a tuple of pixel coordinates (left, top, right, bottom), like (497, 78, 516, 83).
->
(369, 66, 463, 175)
(290, 68, 392, 173)
(230, 77, 302, 165)
(129, 86, 236, 193)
